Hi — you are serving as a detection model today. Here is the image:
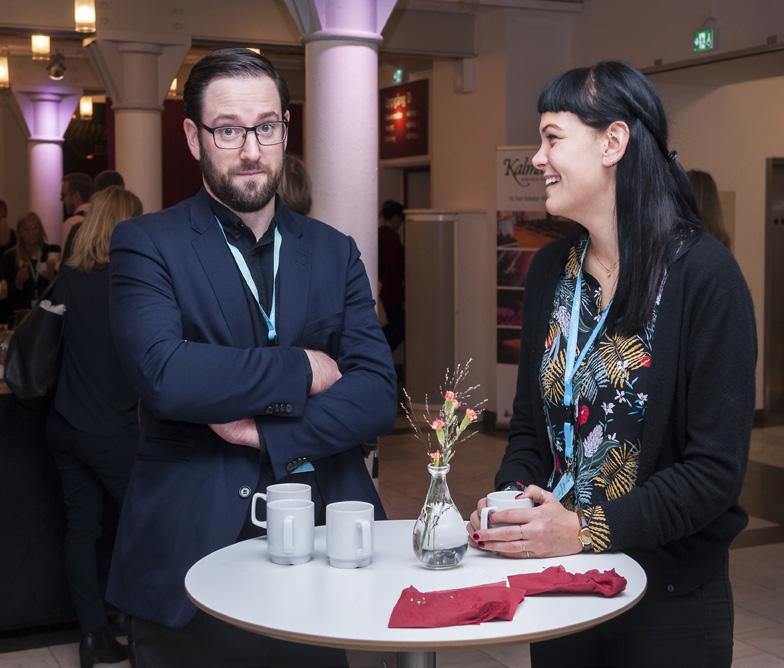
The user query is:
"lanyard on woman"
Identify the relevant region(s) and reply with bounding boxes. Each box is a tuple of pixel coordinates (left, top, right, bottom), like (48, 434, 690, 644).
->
(553, 241, 613, 500)
(215, 216, 281, 343)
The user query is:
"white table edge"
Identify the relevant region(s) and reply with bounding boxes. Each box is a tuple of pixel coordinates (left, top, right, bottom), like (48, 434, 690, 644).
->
(185, 556, 648, 652)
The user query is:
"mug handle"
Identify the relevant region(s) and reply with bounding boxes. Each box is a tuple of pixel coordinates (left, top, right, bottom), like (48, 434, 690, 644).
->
(356, 519, 371, 558)
(251, 492, 267, 529)
(283, 516, 294, 554)
(480, 505, 498, 531)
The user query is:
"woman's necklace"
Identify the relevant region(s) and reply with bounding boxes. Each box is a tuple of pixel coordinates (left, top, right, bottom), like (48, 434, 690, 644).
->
(591, 247, 618, 278)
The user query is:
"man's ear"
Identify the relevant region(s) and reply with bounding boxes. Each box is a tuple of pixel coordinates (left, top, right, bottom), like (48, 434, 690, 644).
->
(602, 120, 630, 168)
(183, 118, 201, 162)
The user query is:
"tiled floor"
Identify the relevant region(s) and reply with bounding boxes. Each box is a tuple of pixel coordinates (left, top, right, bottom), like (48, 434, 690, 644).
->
(2, 425, 783, 668)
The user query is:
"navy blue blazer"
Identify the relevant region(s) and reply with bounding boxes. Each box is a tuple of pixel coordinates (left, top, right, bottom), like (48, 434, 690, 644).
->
(106, 190, 397, 627)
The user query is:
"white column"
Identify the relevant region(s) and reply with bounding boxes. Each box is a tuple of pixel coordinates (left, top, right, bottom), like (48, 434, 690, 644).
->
(13, 87, 80, 245)
(85, 31, 190, 213)
(285, 0, 397, 296)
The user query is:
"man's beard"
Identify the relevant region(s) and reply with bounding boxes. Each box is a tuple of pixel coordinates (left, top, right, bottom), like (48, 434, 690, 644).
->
(200, 139, 282, 213)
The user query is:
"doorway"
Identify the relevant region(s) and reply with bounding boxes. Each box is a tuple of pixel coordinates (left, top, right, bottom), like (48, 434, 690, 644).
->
(765, 158, 784, 423)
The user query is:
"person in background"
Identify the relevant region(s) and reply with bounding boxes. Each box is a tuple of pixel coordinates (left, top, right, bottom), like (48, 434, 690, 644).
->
(688, 169, 731, 248)
(94, 170, 125, 193)
(0, 212, 59, 325)
(0, 200, 16, 320)
(378, 199, 405, 352)
(277, 154, 312, 215)
(0, 199, 16, 255)
(61, 173, 94, 250)
(468, 61, 755, 668)
(62, 172, 126, 263)
(46, 186, 142, 668)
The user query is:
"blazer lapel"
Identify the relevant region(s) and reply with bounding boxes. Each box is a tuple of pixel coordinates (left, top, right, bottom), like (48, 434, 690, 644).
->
(275, 209, 310, 347)
(188, 194, 258, 348)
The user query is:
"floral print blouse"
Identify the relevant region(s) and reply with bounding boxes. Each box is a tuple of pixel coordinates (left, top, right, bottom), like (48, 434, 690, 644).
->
(540, 237, 662, 552)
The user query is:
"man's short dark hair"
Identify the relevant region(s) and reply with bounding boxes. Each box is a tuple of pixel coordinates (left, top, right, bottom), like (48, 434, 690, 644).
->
(183, 48, 290, 124)
(63, 172, 94, 202)
(94, 169, 125, 192)
(380, 200, 404, 221)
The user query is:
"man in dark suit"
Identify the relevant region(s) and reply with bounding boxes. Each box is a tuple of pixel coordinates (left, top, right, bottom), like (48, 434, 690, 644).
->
(106, 48, 397, 667)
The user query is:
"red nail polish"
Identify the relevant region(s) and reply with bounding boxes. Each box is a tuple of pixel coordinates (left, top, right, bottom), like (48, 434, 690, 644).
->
(515, 492, 525, 499)
(472, 533, 480, 541)
(478, 541, 485, 547)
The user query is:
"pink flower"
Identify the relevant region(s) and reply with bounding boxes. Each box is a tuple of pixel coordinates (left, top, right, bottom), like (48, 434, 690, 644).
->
(577, 405, 590, 426)
(465, 408, 477, 421)
(431, 419, 445, 430)
(444, 391, 455, 402)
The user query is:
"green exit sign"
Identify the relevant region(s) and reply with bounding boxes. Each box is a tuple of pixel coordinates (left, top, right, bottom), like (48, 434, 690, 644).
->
(693, 28, 715, 52)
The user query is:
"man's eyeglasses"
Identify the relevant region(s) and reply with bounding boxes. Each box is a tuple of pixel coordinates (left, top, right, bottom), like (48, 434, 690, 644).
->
(198, 120, 288, 149)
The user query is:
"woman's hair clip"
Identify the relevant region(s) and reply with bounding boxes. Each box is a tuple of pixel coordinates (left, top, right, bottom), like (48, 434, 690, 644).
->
(667, 149, 678, 162)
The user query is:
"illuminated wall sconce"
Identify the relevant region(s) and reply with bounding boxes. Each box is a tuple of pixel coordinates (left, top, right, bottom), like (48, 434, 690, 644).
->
(31, 35, 51, 61)
(0, 55, 9, 89)
(247, 48, 261, 54)
(79, 95, 93, 120)
(169, 77, 178, 98)
(74, 0, 97, 32)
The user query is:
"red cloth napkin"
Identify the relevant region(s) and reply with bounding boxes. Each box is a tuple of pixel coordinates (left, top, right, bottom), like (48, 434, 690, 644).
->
(388, 582, 526, 628)
(507, 565, 627, 597)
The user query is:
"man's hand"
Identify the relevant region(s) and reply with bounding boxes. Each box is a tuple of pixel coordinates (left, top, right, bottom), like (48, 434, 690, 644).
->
(209, 418, 259, 449)
(305, 349, 342, 396)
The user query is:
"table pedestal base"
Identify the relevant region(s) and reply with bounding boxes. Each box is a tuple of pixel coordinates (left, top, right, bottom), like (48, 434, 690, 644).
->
(397, 650, 436, 668)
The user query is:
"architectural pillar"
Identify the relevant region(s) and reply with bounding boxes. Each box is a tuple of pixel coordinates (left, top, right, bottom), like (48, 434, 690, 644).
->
(86, 31, 190, 213)
(285, 0, 397, 295)
(13, 87, 80, 245)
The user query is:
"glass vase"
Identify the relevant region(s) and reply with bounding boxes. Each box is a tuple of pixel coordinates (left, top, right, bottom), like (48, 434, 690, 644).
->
(412, 464, 468, 569)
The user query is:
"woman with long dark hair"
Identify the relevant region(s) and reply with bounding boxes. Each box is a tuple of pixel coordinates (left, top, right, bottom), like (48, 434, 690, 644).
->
(46, 186, 142, 668)
(469, 61, 755, 667)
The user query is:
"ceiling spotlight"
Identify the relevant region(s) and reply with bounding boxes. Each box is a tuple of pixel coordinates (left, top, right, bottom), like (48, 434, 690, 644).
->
(46, 52, 66, 81)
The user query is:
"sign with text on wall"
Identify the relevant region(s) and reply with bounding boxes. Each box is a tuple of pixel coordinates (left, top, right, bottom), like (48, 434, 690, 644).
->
(379, 79, 429, 160)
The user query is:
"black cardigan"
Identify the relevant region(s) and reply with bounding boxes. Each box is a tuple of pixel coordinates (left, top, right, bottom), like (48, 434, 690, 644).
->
(496, 230, 756, 595)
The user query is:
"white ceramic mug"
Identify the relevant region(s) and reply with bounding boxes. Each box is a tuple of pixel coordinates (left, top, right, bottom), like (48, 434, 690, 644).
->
(266, 498, 314, 565)
(480, 490, 534, 530)
(251, 483, 311, 530)
(326, 501, 374, 569)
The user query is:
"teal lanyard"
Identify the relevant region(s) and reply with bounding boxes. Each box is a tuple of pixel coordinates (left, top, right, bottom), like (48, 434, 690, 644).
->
(215, 216, 281, 343)
(562, 241, 612, 462)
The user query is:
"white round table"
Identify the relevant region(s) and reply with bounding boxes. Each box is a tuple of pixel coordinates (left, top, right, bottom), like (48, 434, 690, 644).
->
(185, 520, 647, 668)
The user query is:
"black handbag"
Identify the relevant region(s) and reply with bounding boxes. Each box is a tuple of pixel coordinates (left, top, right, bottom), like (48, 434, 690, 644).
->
(4, 279, 64, 402)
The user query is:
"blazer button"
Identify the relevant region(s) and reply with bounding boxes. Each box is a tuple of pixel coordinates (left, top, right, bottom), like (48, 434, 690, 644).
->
(666, 584, 675, 593)
(285, 403, 292, 413)
(265, 406, 273, 415)
(239, 486, 252, 499)
(285, 461, 296, 473)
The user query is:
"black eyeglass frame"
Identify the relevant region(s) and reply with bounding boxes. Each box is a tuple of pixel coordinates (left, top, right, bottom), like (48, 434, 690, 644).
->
(198, 120, 289, 149)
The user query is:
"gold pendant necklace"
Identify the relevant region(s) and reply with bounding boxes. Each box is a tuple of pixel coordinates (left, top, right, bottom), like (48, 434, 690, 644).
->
(592, 250, 617, 278)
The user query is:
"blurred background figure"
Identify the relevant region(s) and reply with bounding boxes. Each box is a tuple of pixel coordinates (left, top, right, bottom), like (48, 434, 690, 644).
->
(278, 154, 312, 215)
(93, 170, 125, 193)
(46, 186, 142, 668)
(61, 173, 94, 249)
(378, 199, 405, 353)
(0, 212, 59, 325)
(0, 199, 16, 256)
(688, 169, 731, 249)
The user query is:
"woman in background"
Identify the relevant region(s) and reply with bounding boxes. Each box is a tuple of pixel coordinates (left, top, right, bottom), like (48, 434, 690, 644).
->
(688, 169, 731, 248)
(46, 186, 142, 668)
(0, 211, 58, 324)
(469, 62, 755, 667)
